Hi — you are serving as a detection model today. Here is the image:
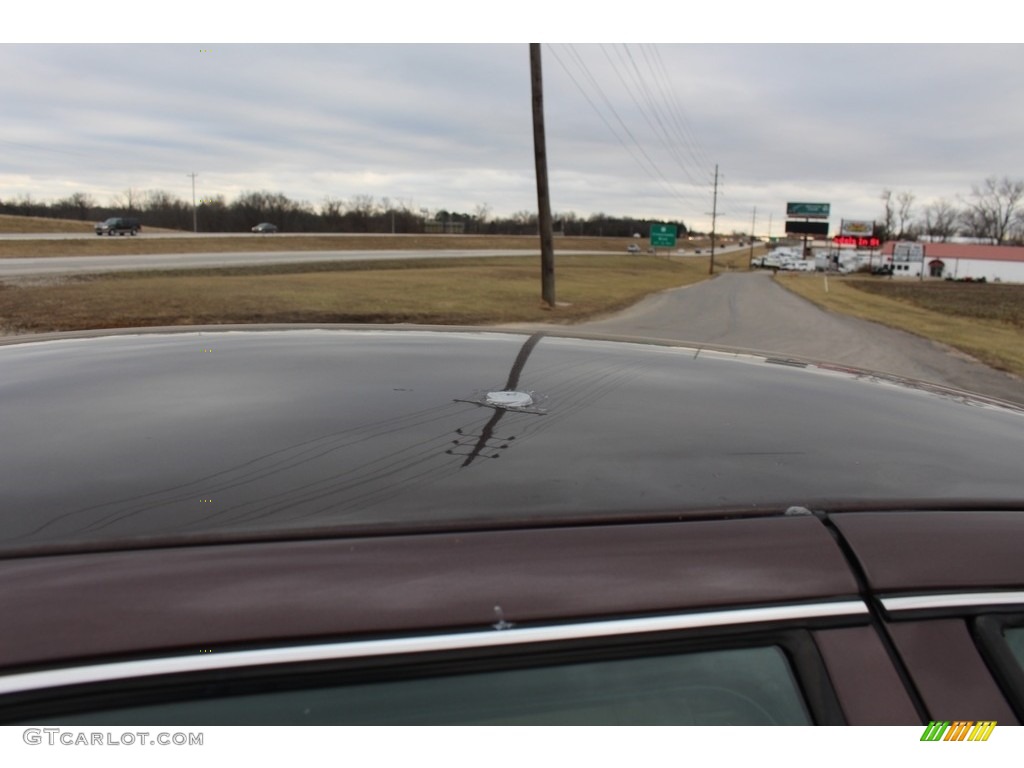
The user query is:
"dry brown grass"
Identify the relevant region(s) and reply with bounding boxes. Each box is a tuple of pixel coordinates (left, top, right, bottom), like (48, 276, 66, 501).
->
(776, 273, 1024, 377)
(0, 250, 749, 334)
(0, 214, 96, 233)
(848, 279, 1024, 328)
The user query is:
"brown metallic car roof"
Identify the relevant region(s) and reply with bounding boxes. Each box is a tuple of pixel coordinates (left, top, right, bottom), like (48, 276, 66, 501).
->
(2, 327, 1023, 557)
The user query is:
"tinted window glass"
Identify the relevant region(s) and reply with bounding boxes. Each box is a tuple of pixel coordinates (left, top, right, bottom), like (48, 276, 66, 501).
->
(1006, 627, 1024, 669)
(41, 645, 811, 725)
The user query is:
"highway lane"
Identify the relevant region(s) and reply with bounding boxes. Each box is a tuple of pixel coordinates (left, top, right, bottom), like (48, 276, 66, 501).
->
(0, 243, 749, 279)
(0, 249, 544, 278)
(571, 271, 1024, 405)
(0, 232, 431, 241)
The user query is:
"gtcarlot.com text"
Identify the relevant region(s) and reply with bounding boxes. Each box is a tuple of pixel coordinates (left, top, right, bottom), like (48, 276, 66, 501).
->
(23, 728, 203, 746)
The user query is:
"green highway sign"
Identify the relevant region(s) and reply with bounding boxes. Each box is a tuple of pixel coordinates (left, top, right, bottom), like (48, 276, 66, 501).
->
(650, 224, 678, 248)
(786, 202, 830, 219)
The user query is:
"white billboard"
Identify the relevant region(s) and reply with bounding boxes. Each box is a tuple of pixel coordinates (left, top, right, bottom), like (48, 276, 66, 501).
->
(841, 219, 874, 236)
(892, 242, 925, 262)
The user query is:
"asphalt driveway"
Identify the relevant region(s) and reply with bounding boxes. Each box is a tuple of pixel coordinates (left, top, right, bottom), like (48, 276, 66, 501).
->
(573, 271, 1024, 405)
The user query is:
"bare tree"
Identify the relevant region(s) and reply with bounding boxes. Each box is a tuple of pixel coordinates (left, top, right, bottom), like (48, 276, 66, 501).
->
(961, 176, 1024, 244)
(347, 195, 377, 231)
(879, 189, 895, 241)
(57, 192, 95, 220)
(921, 199, 958, 242)
(896, 191, 915, 239)
(959, 207, 990, 240)
(321, 196, 344, 223)
(110, 188, 138, 213)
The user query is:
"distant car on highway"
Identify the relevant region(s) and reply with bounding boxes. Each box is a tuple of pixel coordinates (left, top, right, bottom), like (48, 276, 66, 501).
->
(251, 222, 279, 233)
(626, 243, 641, 253)
(94, 217, 140, 236)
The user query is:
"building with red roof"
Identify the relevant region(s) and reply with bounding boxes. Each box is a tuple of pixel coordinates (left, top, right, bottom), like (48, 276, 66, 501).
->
(880, 241, 1024, 283)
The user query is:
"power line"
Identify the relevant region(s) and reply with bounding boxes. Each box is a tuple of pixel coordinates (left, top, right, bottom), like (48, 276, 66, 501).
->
(547, 44, 739, 233)
(603, 44, 709, 195)
(548, 44, 703, 219)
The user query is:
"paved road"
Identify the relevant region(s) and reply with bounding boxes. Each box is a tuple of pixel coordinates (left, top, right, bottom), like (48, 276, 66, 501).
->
(573, 271, 1024, 405)
(0, 243, 746, 280)
(0, 249, 544, 279)
(0, 232, 442, 241)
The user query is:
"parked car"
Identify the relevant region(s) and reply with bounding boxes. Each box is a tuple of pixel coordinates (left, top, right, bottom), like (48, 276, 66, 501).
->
(251, 222, 279, 233)
(0, 327, 1022, 725)
(94, 216, 141, 236)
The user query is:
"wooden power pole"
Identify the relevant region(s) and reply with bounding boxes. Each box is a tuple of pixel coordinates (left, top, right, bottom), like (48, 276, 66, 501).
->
(530, 43, 556, 308)
(749, 206, 756, 269)
(708, 164, 719, 275)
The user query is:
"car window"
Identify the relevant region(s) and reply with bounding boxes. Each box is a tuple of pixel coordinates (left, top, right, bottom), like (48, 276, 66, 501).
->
(969, 614, 1024, 721)
(1006, 627, 1024, 669)
(30, 645, 812, 726)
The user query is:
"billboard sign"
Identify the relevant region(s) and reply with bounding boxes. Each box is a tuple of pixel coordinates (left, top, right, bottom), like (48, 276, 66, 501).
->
(650, 224, 677, 248)
(841, 219, 874, 236)
(786, 202, 830, 219)
(785, 220, 829, 236)
(833, 235, 881, 248)
(893, 242, 925, 262)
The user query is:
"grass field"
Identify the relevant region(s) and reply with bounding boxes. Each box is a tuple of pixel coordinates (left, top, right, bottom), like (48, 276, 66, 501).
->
(0, 250, 751, 334)
(847, 279, 1024, 329)
(776, 273, 1024, 377)
(0, 214, 96, 234)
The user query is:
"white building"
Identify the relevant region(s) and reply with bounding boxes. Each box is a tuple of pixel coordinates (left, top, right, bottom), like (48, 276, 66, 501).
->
(881, 242, 1024, 283)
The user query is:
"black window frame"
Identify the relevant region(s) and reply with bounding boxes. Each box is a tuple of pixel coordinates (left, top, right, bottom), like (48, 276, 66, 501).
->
(2, 620, 850, 726)
(973, 612, 1024, 722)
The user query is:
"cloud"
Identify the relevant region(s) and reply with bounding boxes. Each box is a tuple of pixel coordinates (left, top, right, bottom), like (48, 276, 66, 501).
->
(1, 43, 1023, 233)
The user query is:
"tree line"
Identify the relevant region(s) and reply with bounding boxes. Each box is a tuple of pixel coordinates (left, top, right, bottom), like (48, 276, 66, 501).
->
(878, 177, 1024, 245)
(0, 190, 689, 239)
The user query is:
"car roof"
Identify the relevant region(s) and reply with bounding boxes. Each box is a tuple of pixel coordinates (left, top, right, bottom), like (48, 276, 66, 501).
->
(1, 326, 1023, 557)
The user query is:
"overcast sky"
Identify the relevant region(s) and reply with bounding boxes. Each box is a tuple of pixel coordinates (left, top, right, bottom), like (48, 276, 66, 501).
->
(2, 10, 1020, 234)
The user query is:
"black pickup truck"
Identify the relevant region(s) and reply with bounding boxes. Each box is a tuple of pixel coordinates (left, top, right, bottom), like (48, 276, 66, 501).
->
(94, 217, 141, 236)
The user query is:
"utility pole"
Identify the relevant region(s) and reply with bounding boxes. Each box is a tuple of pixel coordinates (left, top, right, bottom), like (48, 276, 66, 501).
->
(187, 172, 198, 233)
(748, 206, 756, 269)
(707, 164, 719, 275)
(530, 43, 556, 308)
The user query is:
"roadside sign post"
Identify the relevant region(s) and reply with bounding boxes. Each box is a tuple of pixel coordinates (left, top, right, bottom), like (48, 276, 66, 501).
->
(786, 202, 830, 219)
(650, 224, 677, 256)
(786, 202, 830, 262)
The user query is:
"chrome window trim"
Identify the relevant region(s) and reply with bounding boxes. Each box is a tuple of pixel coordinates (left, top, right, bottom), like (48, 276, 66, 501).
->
(0, 600, 866, 696)
(881, 592, 1024, 613)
